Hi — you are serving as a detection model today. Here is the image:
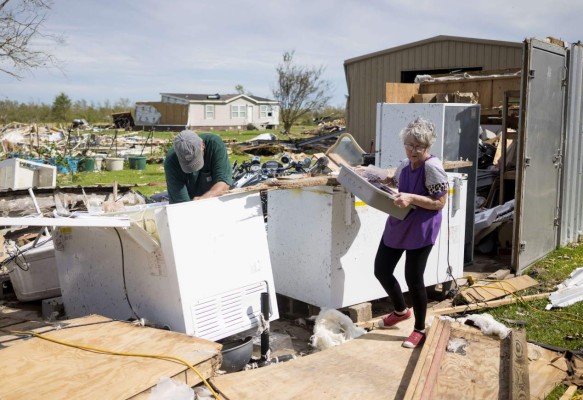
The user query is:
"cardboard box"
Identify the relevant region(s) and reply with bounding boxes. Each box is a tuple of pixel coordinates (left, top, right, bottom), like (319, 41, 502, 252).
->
(336, 165, 413, 220)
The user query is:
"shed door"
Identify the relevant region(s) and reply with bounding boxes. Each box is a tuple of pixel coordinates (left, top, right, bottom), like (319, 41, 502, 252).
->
(513, 39, 566, 273)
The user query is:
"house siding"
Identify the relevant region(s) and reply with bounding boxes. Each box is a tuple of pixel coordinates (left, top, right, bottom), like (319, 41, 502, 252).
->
(187, 98, 279, 130)
(135, 93, 280, 130)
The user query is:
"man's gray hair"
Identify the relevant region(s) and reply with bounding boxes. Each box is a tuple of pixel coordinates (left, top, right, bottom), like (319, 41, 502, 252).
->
(399, 117, 437, 148)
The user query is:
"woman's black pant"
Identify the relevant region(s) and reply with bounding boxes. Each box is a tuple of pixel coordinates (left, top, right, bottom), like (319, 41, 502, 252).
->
(374, 240, 433, 331)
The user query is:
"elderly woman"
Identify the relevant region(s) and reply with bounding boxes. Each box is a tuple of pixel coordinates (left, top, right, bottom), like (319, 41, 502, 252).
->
(374, 117, 448, 349)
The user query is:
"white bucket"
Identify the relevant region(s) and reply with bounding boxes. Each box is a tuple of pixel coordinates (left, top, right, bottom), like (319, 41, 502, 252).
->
(94, 157, 103, 171)
(105, 157, 124, 171)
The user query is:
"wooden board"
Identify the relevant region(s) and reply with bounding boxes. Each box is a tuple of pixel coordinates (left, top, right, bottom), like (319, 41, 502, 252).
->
(419, 75, 520, 110)
(0, 315, 221, 400)
(508, 330, 530, 399)
(212, 317, 419, 399)
(404, 318, 451, 400)
(386, 82, 420, 103)
(434, 323, 566, 400)
(434, 323, 508, 399)
(458, 275, 539, 304)
(429, 293, 550, 316)
(528, 343, 569, 398)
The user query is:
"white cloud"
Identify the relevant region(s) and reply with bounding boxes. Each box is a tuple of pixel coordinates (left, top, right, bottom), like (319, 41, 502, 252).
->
(0, 0, 580, 108)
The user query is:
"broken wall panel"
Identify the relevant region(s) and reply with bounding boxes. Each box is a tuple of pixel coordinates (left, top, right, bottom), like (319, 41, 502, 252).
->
(135, 102, 188, 126)
(560, 43, 583, 246)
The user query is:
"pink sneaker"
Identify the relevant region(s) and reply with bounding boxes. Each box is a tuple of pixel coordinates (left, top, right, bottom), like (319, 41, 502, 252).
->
(402, 330, 425, 348)
(376, 309, 411, 328)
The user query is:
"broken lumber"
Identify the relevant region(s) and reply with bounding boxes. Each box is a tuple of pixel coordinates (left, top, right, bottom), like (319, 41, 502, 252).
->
(404, 318, 451, 400)
(457, 275, 539, 305)
(507, 329, 530, 400)
(486, 269, 511, 280)
(559, 385, 578, 400)
(430, 293, 550, 316)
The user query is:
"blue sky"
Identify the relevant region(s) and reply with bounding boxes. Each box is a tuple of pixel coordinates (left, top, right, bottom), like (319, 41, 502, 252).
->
(0, 0, 581, 108)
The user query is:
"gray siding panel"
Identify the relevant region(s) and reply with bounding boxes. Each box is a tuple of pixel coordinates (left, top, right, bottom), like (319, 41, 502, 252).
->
(427, 43, 435, 67)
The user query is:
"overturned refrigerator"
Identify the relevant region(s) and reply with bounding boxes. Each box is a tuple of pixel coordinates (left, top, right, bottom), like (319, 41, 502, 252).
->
(52, 192, 279, 341)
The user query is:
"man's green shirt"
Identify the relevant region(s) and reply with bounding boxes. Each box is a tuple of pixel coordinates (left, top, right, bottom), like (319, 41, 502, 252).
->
(164, 133, 232, 204)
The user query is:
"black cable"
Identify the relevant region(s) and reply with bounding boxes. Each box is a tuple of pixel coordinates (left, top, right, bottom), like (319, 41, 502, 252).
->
(1, 237, 54, 272)
(113, 228, 141, 321)
(0, 319, 137, 345)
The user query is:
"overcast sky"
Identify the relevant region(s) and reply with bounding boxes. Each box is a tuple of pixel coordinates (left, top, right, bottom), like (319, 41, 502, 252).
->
(1, 0, 581, 108)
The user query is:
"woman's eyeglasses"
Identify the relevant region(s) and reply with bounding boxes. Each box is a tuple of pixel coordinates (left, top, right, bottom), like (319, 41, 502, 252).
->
(404, 143, 427, 152)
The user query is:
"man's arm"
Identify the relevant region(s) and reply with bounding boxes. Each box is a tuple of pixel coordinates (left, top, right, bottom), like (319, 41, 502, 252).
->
(198, 136, 232, 200)
(193, 181, 229, 200)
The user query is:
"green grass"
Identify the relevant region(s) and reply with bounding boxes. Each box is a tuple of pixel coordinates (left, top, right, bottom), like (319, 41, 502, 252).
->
(58, 164, 167, 197)
(484, 243, 583, 351)
(482, 244, 583, 399)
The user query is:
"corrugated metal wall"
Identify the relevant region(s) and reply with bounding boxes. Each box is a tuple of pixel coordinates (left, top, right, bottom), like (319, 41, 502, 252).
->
(344, 36, 523, 149)
(560, 43, 583, 245)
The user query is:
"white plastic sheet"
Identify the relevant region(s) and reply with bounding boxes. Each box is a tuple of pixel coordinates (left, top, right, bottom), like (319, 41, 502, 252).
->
(310, 308, 366, 350)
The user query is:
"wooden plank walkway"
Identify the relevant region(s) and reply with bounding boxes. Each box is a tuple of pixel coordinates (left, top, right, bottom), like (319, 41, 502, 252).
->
(212, 316, 567, 400)
(0, 310, 221, 400)
(212, 317, 419, 399)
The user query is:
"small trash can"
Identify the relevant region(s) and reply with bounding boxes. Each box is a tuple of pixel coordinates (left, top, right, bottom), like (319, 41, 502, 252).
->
(128, 156, 147, 170)
(79, 157, 96, 172)
(94, 157, 103, 171)
(105, 157, 124, 171)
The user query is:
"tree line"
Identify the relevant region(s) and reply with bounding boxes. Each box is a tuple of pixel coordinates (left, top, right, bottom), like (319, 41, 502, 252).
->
(0, 92, 134, 126)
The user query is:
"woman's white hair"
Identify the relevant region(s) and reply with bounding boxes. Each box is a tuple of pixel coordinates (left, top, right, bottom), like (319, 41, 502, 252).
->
(399, 117, 437, 147)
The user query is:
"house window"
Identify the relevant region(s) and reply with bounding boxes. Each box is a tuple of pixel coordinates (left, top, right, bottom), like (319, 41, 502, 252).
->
(231, 105, 246, 118)
(205, 104, 214, 119)
(260, 105, 273, 118)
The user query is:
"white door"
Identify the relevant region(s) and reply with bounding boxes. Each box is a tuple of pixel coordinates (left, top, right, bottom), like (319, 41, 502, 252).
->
(247, 105, 253, 124)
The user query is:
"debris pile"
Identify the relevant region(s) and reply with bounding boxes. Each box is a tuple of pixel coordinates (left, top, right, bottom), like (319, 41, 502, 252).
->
(0, 122, 170, 167)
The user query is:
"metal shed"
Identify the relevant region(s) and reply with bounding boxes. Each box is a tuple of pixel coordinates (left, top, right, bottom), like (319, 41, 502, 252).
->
(344, 35, 523, 149)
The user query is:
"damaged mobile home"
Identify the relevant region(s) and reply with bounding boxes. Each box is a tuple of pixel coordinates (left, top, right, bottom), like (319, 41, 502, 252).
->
(1, 35, 582, 398)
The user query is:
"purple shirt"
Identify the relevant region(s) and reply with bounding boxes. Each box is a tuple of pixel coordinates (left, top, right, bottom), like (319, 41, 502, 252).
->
(383, 156, 448, 250)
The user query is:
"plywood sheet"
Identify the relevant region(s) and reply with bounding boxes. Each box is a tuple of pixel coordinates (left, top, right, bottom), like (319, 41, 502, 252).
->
(212, 317, 418, 399)
(434, 324, 507, 399)
(0, 315, 221, 400)
(434, 323, 566, 400)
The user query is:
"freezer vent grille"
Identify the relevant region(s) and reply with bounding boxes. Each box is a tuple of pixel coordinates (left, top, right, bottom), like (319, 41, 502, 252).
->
(191, 281, 267, 341)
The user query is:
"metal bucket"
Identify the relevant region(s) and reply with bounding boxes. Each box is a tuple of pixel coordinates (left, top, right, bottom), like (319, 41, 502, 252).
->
(220, 336, 253, 372)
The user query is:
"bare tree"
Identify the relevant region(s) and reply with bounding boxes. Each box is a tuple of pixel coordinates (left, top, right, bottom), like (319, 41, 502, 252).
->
(272, 51, 332, 134)
(235, 84, 253, 96)
(0, 0, 64, 78)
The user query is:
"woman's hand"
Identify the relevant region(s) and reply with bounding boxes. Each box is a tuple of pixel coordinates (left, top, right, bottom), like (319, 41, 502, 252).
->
(393, 192, 447, 210)
(393, 192, 412, 208)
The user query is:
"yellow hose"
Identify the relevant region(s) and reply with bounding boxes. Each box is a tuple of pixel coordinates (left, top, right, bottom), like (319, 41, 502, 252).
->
(4, 329, 221, 399)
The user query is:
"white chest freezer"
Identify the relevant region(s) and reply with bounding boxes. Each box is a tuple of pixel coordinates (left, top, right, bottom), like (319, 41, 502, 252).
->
(267, 174, 467, 309)
(53, 192, 278, 341)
